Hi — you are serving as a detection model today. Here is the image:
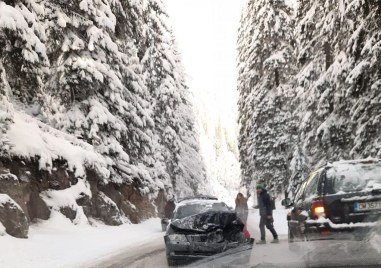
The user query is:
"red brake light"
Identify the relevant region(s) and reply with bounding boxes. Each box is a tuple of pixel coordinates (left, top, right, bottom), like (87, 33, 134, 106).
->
(314, 206, 325, 214)
(360, 160, 374, 164)
(311, 199, 326, 219)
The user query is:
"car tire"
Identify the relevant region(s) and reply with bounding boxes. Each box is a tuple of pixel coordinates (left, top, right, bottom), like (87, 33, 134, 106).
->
(167, 256, 177, 267)
(288, 226, 299, 251)
(288, 226, 294, 243)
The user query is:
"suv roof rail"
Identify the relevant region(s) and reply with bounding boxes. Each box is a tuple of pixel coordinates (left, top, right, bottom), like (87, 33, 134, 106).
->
(327, 158, 381, 167)
(178, 195, 218, 203)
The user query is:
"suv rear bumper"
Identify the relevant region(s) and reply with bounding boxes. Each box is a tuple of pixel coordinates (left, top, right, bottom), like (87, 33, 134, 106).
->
(304, 219, 381, 240)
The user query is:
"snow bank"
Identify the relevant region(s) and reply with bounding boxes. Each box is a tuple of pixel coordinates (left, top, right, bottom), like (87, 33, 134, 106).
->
(40, 179, 93, 225)
(7, 111, 110, 178)
(369, 232, 381, 253)
(0, 222, 5, 236)
(0, 193, 22, 210)
(0, 213, 163, 268)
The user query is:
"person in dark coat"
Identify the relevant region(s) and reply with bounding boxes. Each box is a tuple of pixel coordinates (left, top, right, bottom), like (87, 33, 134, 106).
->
(256, 184, 278, 244)
(235, 193, 249, 224)
(164, 197, 176, 219)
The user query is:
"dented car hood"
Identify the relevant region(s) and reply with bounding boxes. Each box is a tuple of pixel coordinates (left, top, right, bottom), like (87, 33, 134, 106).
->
(170, 211, 243, 233)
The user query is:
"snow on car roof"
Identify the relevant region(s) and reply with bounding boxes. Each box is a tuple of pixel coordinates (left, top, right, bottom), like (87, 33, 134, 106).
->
(178, 195, 218, 202)
(326, 158, 381, 167)
(326, 159, 381, 193)
(176, 198, 224, 208)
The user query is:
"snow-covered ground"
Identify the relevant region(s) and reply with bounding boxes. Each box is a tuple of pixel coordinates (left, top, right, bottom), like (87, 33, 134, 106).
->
(3, 200, 380, 268)
(0, 200, 288, 268)
(0, 213, 163, 268)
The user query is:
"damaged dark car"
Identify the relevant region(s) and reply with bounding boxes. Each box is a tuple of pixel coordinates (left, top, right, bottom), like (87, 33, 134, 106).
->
(164, 197, 252, 266)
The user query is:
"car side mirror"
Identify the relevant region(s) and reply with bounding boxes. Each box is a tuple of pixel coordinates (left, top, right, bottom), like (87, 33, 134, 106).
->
(281, 198, 293, 208)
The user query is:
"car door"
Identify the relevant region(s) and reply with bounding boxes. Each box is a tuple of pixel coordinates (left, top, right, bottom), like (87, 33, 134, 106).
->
(301, 170, 322, 217)
(289, 179, 308, 236)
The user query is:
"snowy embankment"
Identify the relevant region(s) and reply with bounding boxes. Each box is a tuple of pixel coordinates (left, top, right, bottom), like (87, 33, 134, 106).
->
(0, 108, 161, 239)
(8, 110, 110, 179)
(0, 214, 162, 268)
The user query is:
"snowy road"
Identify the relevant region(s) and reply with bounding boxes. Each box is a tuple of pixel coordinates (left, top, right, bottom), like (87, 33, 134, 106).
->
(87, 235, 381, 268)
(83, 207, 381, 268)
(83, 216, 265, 268)
(84, 236, 167, 268)
(81, 208, 281, 267)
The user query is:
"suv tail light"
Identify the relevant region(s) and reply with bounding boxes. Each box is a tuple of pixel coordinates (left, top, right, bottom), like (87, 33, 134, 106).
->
(311, 199, 326, 219)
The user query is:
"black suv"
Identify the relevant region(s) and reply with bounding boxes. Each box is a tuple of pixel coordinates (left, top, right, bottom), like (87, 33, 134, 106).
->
(283, 159, 381, 241)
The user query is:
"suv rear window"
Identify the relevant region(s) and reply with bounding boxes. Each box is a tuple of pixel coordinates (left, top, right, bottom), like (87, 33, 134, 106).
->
(326, 163, 381, 194)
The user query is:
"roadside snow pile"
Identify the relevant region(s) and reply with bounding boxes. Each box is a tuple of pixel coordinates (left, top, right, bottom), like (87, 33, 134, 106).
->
(40, 179, 92, 225)
(0, 222, 5, 236)
(0, 214, 162, 268)
(41, 180, 91, 209)
(7, 111, 110, 179)
(0, 193, 20, 209)
(369, 231, 381, 253)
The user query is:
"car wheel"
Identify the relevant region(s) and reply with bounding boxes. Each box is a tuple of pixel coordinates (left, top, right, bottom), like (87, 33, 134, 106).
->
(288, 226, 298, 251)
(167, 256, 177, 267)
(288, 226, 294, 243)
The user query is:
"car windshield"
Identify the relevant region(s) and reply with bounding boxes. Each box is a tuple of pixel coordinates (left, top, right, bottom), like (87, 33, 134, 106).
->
(327, 163, 381, 194)
(173, 201, 229, 219)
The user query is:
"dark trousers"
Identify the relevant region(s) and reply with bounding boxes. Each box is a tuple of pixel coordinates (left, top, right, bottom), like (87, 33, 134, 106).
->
(259, 215, 278, 241)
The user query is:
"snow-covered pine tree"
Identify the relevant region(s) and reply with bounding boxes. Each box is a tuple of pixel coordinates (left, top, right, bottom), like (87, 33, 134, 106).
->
(237, 0, 295, 193)
(237, 0, 256, 188)
(36, 0, 162, 192)
(291, 0, 347, 170)
(0, 0, 205, 200)
(0, 1, 49, 105)
(338, 0, 381, 159)
(286, 0, 381, 195)
(0, 62, 13, 156)
(139, 0, 206, 197)
(0, 0, 50, 155)
(238, 0, 381, 197)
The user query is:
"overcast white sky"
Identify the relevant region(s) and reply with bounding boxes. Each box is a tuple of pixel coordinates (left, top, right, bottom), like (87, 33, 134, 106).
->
(165, 0, 247, 126)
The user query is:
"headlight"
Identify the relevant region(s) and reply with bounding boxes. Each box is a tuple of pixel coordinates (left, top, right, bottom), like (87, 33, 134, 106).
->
(166, 234, 188, 242)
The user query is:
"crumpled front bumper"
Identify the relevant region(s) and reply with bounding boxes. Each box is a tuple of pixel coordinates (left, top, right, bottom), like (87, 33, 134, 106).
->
(164, 235, 242, 262)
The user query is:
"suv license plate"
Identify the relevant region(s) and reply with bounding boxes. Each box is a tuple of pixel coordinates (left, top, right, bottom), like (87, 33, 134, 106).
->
(354, 201, 381, 211)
